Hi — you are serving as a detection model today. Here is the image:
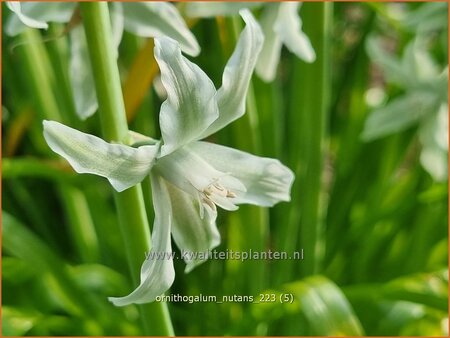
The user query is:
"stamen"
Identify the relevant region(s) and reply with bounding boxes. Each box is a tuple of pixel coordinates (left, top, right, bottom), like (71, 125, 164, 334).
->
(226, 191, 236, 198)
(201, 180, 238, 211)
(202, 196, 216, 211)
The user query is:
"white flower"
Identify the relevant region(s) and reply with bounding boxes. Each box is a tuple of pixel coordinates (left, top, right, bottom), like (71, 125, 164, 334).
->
(363, 36, 448, 181)
(42, 10, 294, 306)
(5, 1, 199, 119)
(185, 1, 316, 81)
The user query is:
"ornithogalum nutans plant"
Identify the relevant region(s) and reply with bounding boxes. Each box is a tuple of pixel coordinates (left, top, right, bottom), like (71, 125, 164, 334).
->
(43, 10, 294, 306)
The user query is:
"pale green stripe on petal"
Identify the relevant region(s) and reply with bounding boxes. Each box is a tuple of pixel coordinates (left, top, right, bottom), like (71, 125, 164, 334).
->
(109, 174, 175, 306)
(190, 141, 294, 207)
(185, 1, 262, 18)
(255, 3, 284, 82)
(43, 120, 159, 192)
(69, 26, 98, 120)
(201, 9, 264, 138)
(5, 2, 76, 36)
(154, 37, 219, 156)
(123, 2, 200, 56)
(165, 179, 220, 273)
(274, 2, 316, 63)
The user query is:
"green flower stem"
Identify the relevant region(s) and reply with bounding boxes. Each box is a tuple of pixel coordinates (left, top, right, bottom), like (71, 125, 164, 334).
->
(80, 3, 174, 336)
(19, 28, 99, 263)
(277, 3, 332, 281)
(79, 4, 127, 142)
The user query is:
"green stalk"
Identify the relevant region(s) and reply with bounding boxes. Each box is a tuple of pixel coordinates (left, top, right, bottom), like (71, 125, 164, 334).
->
(19, 28, 99, 263)
(79, 3, 174, 336)
(20, 29, 60, 121)
(60, 184, 100, 262)
(277, 3, 332, 281)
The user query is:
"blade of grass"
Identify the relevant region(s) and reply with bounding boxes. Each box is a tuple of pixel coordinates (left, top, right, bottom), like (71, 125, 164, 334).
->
(3, 107, 34, 156)
(18, 27, 100, 263)
(252, 275, 364, 335)
(46, 23, 79, 128)
(3, 213, 106, 332)
(277, 2, 333, 282)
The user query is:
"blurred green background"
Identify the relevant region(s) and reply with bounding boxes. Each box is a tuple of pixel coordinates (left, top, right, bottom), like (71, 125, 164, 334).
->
(2, 2, 448, 336)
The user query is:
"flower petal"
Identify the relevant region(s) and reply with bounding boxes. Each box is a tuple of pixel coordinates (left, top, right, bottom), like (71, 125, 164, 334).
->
(5, 2, 76, 36)
(361, 92, 438, 141)
(5, 2, 48, 33)
(255, 3, 284, 82)
(123, 2, 200, 56)
(189, 141, 294, 207)
(43, 120, 159, 192)
(200, 9, 264, 138)
(154, 37, 219, 156)
(164, 179, 220, 273)
(274, 2, 316, 63)
(109, 174, 175, 306)
(419, 104, 448, 181)
(366, 36, 412, 88)
(154, 147, 245, 197)
(185, 1, 262, 18)
(69, 26, 98, 120)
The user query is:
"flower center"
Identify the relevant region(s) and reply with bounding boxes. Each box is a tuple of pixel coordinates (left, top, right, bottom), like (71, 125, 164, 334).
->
(204, 182, 236, 198)
(199, 180, 239, 216)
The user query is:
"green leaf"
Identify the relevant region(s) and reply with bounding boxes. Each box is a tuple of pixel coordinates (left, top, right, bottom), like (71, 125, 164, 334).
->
(253, 276, 364, 336)
(2, 212, 107, 323)
(2, 257, 36, 284)
(2, 306, 40, 336)
(70, 264, 129, 296)
(286, 276, 365, 336)
(376, 301, 445, 336)
(382, 270, 448, 312)
(345, 270, 448, 312)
